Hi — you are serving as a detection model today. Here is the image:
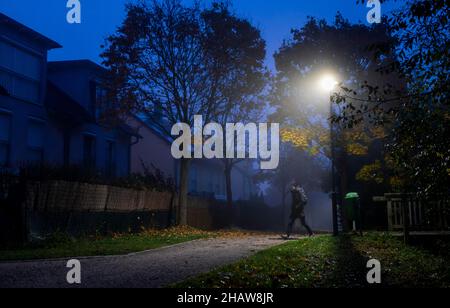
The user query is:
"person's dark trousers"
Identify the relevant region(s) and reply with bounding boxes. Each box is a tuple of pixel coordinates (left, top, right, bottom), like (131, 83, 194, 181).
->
(286, 216, 313, 237)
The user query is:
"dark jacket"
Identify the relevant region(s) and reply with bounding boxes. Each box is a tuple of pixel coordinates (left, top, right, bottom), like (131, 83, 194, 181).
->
(290, 186, 308, 218)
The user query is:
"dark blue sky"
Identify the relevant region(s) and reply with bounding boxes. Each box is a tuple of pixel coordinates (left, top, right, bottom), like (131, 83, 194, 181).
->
(0, 0, 403, 70)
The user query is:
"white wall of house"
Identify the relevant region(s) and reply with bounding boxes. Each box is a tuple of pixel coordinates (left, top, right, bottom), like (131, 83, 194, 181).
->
(128, 116, 177, 179)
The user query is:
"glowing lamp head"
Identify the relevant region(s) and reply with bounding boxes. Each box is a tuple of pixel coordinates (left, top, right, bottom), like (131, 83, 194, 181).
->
(319, 75, 338, 92)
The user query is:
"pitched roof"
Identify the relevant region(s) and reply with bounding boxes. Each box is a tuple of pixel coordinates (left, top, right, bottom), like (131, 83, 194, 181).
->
(45, 81, 93, 126)
(133, 114, 173, 145)
(0, 13, 61, 49)
(46, 81, 140, 138)
(118, 123, 142, 138)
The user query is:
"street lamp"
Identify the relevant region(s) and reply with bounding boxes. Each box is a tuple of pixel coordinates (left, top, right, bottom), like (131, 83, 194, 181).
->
(319, 74, 339, 236)
(319, 75, 338, 92)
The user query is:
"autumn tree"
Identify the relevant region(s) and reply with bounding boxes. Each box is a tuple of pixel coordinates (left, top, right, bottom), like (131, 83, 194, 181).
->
(201, 1, 268, 211)
(338, 0, 450, 199)
(101, 0, 268, 224)
(102, 0, 218, 225)
(271, 14, 398, 207)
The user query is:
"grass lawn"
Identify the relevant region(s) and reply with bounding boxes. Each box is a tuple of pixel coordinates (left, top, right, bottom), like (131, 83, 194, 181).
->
(0, 227, 216, 262)
(176, 233, 450, 288)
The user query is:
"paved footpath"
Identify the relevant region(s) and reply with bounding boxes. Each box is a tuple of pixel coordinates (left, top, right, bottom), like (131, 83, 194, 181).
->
(0, 235, 285, 288)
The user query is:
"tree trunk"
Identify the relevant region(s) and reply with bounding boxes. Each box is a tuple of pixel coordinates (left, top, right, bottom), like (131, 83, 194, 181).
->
(338, 151, 349, 232)
(224, 160, 233, 210)
(178, 158, 190, 226)
(281, 182, 287, 227)
(224, 160, 234, 226)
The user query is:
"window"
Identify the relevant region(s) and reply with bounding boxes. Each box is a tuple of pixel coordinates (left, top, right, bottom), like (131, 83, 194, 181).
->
(90, 81, 109, 120)
(83, 135, 96, 170)
(0, 40, 42, 104)
(14, 77, 40, 103)
(0, 70, 13, 96)
(0, 40, 15, 70)
(105, 140, 116, 177)
(14, 47, 41, 80)
(0, 113, 11, 166)
(27, 119, 45, 163)
(96, 85, 108, 106)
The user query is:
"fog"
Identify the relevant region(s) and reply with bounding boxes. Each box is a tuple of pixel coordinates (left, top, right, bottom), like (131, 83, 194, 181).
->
(305, 191, 333, 232)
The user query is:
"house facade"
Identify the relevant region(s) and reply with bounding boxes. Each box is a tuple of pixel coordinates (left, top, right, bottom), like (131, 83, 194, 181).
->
(1, 12, 257, 202)
(0, 14, 135, 177)
(47, 60, 137, 177)
(0, 13, 61, 167)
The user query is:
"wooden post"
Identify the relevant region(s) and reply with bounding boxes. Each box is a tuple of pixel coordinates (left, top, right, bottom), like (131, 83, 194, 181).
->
(387, 199, 393, 231)
(402, 194, 410, 244)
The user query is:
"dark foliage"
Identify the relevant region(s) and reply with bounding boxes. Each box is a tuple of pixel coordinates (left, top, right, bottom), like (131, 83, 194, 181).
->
(335, 0, 450, 197)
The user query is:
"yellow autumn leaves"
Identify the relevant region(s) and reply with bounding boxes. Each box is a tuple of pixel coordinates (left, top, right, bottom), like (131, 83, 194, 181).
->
(280, 123, 387, 158)
(356, 161, 384, 184)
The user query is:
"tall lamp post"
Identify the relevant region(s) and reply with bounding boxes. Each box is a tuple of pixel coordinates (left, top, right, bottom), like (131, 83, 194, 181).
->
(319, 75, 339, 236)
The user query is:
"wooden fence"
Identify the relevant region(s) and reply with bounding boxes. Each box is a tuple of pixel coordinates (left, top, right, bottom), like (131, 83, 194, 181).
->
(379, 194, 449, 231)
(1, 179, 274, 244)
(0, 180, 229, 243)
(24, 181, 175, 213)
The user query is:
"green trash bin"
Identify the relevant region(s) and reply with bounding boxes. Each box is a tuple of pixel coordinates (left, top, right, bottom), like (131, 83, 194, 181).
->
(344, 192, 363, 235)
